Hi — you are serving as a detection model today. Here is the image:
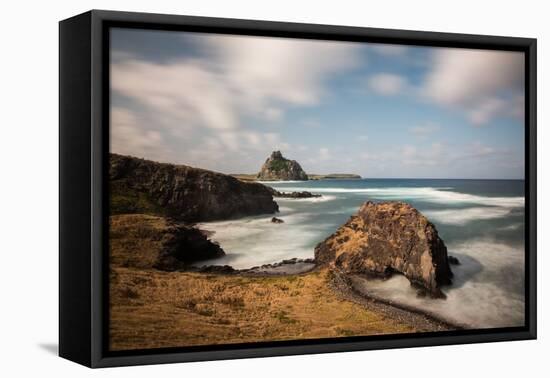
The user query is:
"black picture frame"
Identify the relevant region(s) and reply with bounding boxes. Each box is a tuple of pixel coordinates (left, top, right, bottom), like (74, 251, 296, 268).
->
(59, 9, 537, 368)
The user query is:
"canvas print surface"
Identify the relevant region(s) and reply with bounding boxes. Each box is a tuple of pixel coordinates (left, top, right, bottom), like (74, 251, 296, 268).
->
(108, 28, 525, 351)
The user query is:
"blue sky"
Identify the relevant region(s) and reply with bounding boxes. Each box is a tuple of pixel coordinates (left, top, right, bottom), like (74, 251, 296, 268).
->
(110, 28, 525, 179)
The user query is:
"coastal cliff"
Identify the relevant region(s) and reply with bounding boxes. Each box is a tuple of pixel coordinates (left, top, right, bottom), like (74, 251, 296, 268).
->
(315, 201, 453, 297)
(110, 154, 279, 222)
(257, 151, 308, 181)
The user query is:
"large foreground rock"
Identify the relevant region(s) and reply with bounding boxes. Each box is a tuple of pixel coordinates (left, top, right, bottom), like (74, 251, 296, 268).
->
(257, 151, 308, 181)
(110, 154, 279, 221)
(314, 201, 453, 297)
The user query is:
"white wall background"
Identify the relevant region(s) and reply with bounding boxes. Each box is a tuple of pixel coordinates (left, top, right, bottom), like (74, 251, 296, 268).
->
(0, 0, 546, 376)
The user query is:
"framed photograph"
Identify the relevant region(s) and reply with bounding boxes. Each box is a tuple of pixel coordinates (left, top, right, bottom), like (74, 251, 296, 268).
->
(59, 10, 536, 368)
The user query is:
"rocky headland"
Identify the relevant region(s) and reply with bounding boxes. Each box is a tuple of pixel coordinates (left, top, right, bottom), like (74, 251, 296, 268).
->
(257, 151, 308, 181)
(110, 153, 279, 222)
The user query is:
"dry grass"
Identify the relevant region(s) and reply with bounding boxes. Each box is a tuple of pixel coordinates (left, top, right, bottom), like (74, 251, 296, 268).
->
(110, 267, 415, 351)
(109, 213, 417, 352)
(110, 214, 169, 269)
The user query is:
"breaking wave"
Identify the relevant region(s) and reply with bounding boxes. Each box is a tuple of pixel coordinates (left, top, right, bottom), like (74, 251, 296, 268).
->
(424, 207, 512, 225)
(276, 186, 524, 208)
(359, 239, 525, 328)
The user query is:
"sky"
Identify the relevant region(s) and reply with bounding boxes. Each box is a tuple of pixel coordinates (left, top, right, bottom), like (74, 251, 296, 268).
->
(110, 28, 525, 179)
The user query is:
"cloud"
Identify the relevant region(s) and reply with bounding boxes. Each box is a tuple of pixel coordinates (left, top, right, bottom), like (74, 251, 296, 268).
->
(109, 107, 167, 159)
(207, 35, 360, 109)
(367, 73, 408, 95)
(319, 147, 331, 161)
(422, 48, 524, 125)
(112, 60, 237, 130)
(183, 130, 291, 172)
(111, 34, 361, 165)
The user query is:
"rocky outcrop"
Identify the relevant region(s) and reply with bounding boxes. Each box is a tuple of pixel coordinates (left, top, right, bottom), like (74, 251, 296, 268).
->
(257, 151, 308, 181)
(110, 154, 279, 222)
(314, 201, 453, 297)
(308, 174, 362, 180)
(155, 224, 225, 271)
(272, 190, 322, 199)
(110, 214, 225, 271)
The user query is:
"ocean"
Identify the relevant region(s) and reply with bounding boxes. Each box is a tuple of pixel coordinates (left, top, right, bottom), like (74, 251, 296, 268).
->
(198, 179, 525, 329)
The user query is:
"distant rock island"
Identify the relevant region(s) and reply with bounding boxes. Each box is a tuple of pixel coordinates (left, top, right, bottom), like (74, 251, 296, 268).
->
(257, 151, 308, 181)
(308, 173, 361, 180)
(229, 150, 361, 181)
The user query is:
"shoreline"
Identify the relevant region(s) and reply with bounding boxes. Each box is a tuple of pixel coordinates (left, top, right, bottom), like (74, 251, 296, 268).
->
(187, 259, 463, 331)
(331, 271, 464, 331)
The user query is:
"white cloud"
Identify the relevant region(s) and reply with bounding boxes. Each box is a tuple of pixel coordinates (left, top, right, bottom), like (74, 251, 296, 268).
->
(367, 73, 408, 95)
(263, 107, 283, 122)
(319, 147, 331, 161)
(422, 48, 524, 125)
(112, 60, 237, 130)
(110, 107, 167, 159)
(184, 130, 291, 172)
(111, 35, 360, 164)
(207, 35, 360, 109)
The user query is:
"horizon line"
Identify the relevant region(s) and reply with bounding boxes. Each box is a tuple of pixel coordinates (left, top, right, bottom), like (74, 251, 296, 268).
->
(110, 152, 525, 181)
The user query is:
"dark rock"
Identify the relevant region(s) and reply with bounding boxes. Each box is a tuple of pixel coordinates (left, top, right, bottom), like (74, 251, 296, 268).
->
(448, 255, 460, 265)
(257, 151, 308, 181)
(271, 217, 284, 224)
(272, 190, 322, 198)
(240, 257, 316, 275)
(154, 223, 225, 271)
(196, 265, 237, 274)
(110, 153, 279, 221)
(314, 201, 453, 298)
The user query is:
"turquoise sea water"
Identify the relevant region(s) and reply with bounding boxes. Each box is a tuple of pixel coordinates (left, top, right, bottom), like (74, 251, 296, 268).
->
(199, 179, 525, 328)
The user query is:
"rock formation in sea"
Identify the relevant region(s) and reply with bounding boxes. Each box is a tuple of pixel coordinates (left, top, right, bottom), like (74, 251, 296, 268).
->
(314, 201, 453, 297)
(110, 153, 279, 222)
(268, 188, 322, 198)
(257, 151, 308, 181)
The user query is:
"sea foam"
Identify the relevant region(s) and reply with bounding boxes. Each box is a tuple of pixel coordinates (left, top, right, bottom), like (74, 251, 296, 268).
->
(277, 186, 524, 208)
(359, 239, 525, 328)
(424, 207, 512, 225)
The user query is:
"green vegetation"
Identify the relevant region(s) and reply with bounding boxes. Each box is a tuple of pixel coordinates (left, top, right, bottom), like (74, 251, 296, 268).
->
(268, 159, 289, 172)
(110, 181, 163, 216)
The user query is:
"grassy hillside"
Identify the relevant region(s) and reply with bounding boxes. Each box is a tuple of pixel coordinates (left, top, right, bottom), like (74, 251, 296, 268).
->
(110, 266, 416, 350)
